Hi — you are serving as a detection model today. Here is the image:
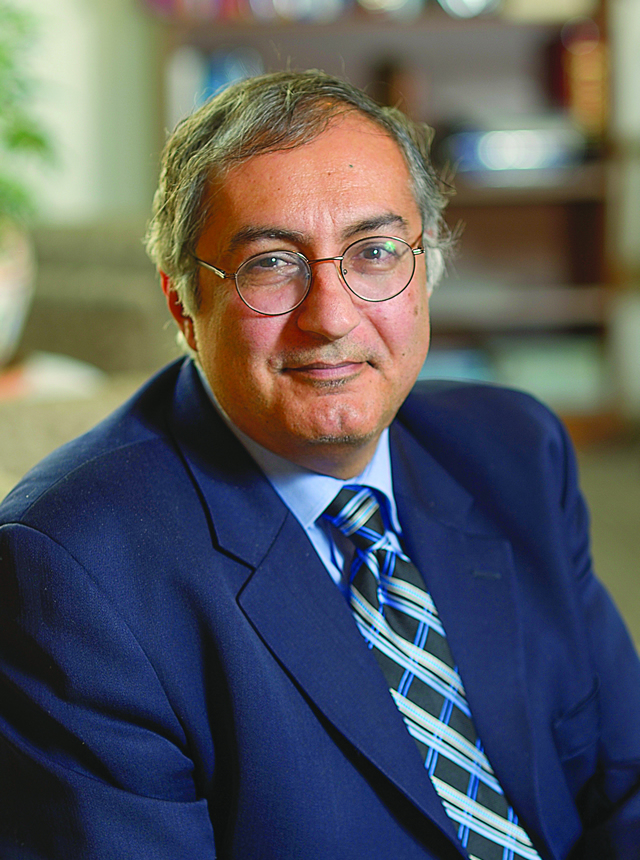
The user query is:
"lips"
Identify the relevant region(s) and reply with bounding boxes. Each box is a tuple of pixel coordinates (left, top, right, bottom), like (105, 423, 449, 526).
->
(285, 360, 366, 380)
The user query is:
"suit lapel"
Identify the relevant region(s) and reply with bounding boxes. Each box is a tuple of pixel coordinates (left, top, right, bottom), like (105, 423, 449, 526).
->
(169, 361, 286, 567)
(239, 514, 461, 835)
(391, 422, 553, 857)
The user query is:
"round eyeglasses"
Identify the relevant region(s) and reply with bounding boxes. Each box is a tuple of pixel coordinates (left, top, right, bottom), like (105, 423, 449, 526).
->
(193, 235, 425, 317)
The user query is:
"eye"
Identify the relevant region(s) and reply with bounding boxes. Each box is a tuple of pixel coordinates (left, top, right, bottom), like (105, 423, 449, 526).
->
(248, 253, 293, 271)
(361, 242, 397, 261)
(349, 239, 403, 272)
(240, 251, 304, 283)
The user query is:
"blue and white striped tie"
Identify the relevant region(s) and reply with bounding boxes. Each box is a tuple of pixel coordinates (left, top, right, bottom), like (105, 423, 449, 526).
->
(324, 486, 541, 860)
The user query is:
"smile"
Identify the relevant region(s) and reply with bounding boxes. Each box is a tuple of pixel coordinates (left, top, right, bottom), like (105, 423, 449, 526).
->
(284, 361, 368, 380)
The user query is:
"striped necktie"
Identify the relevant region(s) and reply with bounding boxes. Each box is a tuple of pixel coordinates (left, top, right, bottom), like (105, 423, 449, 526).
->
(323, 486, 541, 860)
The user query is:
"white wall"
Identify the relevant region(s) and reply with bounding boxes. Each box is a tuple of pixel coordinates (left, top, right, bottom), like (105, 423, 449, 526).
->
(14, 0, 160, 224)
(609, 0, 640, 416)
(610, 0, 640, 276)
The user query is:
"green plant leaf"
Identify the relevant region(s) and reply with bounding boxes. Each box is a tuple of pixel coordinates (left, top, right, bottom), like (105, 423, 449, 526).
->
(0, 0, 53, 224)
(0, 172, 35, 223)
(3, 114, 53, 157)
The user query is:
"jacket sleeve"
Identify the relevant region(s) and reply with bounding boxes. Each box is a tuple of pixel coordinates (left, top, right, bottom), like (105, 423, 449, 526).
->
(0, 522, 216, 859)
(558, 419, 640, 859)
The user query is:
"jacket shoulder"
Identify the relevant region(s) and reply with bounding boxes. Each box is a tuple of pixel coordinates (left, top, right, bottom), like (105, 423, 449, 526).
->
(400, 379, 565, 448)
(396, 380, 575, 506)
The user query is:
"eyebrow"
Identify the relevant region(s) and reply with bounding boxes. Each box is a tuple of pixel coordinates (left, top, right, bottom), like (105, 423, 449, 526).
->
(342, 213, 410, 239)
(225, 213, 411, 254)
(226, 226, 305, 254)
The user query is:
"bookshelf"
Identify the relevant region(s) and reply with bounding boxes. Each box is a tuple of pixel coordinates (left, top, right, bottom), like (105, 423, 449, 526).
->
(148, 0, 621, 439)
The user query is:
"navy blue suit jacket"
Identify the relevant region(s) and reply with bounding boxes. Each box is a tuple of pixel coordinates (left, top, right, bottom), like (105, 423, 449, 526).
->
(1, 359, 640, 859)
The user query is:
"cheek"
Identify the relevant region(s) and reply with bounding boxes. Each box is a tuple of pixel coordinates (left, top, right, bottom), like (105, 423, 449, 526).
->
(377, 291, 429, 358)
(408, 282, 430, 339)
(192, 296, 240, 387)
(198, 306, 285, 389)
(229, 317, 286, 369)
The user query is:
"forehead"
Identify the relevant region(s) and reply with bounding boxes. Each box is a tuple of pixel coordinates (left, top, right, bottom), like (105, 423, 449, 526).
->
(199, 114, 421, 254)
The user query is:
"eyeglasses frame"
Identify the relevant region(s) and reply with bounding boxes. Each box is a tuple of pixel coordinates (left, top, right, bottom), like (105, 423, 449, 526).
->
(192, 235, 425, 317)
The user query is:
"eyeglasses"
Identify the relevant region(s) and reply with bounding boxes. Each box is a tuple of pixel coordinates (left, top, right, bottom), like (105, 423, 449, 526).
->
(193, 235, 425, 317)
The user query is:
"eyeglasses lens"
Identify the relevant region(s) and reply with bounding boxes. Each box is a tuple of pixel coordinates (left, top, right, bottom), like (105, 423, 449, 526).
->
(342, 237, 414, 301)
(236, 252, 309, 315)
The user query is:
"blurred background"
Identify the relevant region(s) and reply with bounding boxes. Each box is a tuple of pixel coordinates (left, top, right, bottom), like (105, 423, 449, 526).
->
(0, 0, 638, 640)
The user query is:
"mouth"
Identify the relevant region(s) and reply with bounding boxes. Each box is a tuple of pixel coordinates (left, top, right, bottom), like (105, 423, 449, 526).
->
(285, 360, 367, 381)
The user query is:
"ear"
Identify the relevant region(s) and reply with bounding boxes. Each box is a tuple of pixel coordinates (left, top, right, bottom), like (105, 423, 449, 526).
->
(161, 272, 197, 352)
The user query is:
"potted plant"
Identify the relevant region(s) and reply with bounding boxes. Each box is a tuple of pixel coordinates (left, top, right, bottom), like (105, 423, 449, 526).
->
(0, 0, 52, 368)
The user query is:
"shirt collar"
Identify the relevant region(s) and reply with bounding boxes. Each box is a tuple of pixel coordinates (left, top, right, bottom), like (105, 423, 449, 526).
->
(238, 426, 397, 532)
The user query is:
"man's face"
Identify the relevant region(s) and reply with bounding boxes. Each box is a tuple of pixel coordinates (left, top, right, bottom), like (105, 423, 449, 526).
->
(167, 113, 431, 478)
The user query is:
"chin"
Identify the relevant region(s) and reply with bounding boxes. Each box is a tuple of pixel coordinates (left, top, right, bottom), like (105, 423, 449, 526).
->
(293, 400, 384, 439)
(309, 431, 374, 448)
(291, 413, 379, 447)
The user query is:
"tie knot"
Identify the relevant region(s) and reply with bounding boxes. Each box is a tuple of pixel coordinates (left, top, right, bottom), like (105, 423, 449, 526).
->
(323, 486, 386, 550)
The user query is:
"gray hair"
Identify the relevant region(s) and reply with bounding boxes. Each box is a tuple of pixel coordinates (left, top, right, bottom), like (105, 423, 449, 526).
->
(145, 69, 449, 315)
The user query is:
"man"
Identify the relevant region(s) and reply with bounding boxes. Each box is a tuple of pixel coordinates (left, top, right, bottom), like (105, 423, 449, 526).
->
(1, 71, 639, 860)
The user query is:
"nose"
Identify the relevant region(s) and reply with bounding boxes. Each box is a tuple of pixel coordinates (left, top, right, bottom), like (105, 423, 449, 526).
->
(295, 258, 361, 341)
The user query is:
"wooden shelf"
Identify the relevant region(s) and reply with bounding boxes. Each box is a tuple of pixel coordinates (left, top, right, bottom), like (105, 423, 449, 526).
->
(448, 161, 607, 207)
(156, 5, 559, 39)
(561, 410, 630, 447)
(430, 283, 606, 332)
